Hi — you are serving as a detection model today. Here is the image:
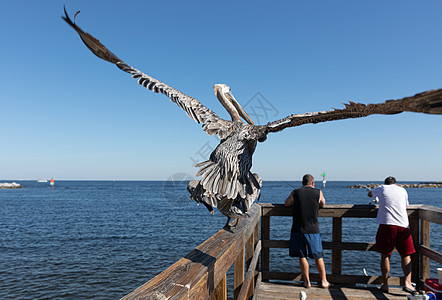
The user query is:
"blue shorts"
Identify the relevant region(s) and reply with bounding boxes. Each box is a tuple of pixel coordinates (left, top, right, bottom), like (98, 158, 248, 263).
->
(289, 232, 324, 259)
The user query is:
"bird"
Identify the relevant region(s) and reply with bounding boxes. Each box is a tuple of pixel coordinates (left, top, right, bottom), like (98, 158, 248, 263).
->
(62, 7, 442, 230)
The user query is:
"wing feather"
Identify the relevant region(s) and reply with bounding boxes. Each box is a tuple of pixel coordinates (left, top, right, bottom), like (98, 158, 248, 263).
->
(266, 89, 442, 133)
(62, 7, 232, 137)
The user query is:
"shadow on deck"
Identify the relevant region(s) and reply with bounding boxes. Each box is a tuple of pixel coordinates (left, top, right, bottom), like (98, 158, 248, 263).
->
(256, 281, 411, 300)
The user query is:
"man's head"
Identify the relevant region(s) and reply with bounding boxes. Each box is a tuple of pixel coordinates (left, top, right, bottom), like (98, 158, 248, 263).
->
(384, 176, 397, 185)
(302, 174, 315, 186)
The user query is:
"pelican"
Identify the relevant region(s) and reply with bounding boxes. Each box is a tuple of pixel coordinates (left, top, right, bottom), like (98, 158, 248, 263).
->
(62, 8, 442, 230)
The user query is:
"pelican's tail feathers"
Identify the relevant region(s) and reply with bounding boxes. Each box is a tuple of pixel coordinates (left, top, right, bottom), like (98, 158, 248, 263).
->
(220, 175, 230, 198)
(212, 172, 222, 195)
(194, 160, 212, 168)
(187, 180, 217, 213)
(202, 165, 219, 193)
(195, 161, 215, 177)
(238, 175, 247, 199)
(227, 173, 238, 200)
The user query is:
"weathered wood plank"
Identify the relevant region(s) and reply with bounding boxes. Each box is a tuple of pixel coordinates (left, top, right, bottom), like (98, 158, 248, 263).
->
(255, 281, 411, 300)
(210, 274, 226, 300)
(263, 239, 379, 252)
(420, 219, 430, 280)
(419, 205, 442, 225)
(246, 233, 254, 270)
(260, 203, 421, 218)
(251, 272, 262, 300)
(261, 216, 270, 281)
(332, 217, 342, 275)
(245, 223, 260, 299)
(237, 241, 261, 300)
(262, 272, 402, 285)
(409, 217, 420, 283)
(251, 221, 260, 299)
(121, 204, 260, 300)
(245, 232, 254, 299)
(418, 244, 442, 264)
(234, 247, 245, 299)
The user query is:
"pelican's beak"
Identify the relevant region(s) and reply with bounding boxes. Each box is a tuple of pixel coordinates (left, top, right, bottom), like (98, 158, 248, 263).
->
(225, 91, 255, 125)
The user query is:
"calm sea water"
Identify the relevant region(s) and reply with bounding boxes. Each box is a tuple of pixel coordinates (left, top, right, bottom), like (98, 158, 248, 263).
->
(0, 180, 440, 299)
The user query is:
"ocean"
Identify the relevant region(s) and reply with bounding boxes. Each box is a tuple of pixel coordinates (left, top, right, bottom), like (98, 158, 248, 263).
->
(0, 180, 440, 299)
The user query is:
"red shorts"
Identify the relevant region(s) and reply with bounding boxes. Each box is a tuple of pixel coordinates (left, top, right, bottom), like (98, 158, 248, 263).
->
(376, 224, 416, 257)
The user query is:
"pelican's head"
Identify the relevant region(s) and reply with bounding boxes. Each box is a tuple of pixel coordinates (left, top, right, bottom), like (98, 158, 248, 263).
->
(213, 84, 254, 125)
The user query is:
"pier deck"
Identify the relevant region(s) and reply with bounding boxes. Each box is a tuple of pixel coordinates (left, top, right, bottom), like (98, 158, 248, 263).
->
(256, 281, 411, 300)
(122, 203, 441, 300)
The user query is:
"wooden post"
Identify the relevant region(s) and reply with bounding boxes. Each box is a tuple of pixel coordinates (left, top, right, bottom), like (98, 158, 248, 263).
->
(234, 247, 245, 300)
(420, 219, 430, 281)
(246, 220, 260, 299)
(409, 217, 420, 284)
(246, 233, 254, 269)
(246, 232, 254, 299)
(261, 215, 270, 281)
(254, 221, 260, 287)
(210, 274, 227, 300)
(332, 217, 342, 275)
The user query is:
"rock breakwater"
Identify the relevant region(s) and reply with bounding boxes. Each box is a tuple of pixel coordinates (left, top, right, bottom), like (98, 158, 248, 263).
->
(0, 182, 23, 189)
(348, 182, 442, 189)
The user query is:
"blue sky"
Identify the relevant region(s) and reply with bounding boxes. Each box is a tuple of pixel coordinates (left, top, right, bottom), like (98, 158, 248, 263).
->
(1, 1, 442, 181)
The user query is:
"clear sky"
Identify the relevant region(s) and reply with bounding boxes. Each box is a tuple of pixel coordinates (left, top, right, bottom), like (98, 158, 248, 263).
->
(1, 0, 442, 181)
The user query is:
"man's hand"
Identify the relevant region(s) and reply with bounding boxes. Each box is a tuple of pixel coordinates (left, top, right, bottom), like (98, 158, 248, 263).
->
(319, 190, 325, 208)
(285, 191, 294, 206)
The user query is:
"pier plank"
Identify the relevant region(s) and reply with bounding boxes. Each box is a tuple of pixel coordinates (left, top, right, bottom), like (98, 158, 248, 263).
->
(263, 239, 379, 251)
(418, 244, 442, 264)
(234, 247, 245, 299)
(420, 219, 430, 279)
(262, 272, 402, 286)
(237, 241, 261, 300)
(419, 205, 442, 225)
(332, 217, 342, 275)
(260, 203, 422, 218)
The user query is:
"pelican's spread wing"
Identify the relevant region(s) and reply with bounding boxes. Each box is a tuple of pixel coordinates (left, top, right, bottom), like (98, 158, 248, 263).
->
(266, 89, 442, 133)
(62, 7, 232, 138)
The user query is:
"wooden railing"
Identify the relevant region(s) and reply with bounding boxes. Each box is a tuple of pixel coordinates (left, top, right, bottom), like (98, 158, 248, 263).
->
(417, 205, 442, 280)
(121, 203, 441, 299)
(260, 203, 442, 287)
(121, 204, 261, 300)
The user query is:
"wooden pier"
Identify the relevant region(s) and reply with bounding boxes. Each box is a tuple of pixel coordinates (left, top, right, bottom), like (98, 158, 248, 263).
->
(256, 281, 412, 299)
(121, 203, 442, 299)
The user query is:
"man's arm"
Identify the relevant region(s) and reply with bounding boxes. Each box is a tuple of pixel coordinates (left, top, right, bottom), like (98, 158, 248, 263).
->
(319, 190, 325, 208)
(284, 191, 294, 206)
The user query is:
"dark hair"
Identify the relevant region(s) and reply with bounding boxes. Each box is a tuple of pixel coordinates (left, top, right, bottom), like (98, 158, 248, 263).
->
(302, 174, 314, 186)
(384, 176, 397, 185)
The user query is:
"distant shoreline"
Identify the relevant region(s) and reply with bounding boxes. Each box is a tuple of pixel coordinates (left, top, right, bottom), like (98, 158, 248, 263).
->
(348, 182, 442, 189)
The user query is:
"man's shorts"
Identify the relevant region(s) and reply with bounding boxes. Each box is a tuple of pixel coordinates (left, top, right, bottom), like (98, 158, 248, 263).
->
(289, 232, 324, 259)
(376, 224, 416, 257)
